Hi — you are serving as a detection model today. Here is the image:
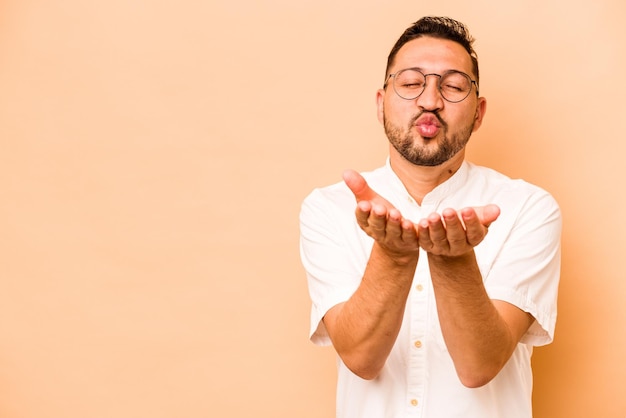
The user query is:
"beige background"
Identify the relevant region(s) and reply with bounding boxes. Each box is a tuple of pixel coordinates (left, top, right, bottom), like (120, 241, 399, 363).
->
(0, 0, 624, 417)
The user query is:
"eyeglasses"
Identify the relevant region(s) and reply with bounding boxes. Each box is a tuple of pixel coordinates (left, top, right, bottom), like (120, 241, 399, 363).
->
(384, 68, 478, 103)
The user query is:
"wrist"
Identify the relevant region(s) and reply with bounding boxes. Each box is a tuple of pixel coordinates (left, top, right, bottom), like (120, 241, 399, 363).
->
(427, 250, 478, 273)
(372, 242, 419, 268)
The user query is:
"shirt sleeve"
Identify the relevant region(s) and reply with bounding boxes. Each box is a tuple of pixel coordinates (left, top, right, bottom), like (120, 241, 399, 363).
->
(299, 186, 371, 346)
(479, 186, 562, 346)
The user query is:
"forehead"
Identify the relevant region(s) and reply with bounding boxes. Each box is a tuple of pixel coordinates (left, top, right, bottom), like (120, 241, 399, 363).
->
(392, 36, 473, 74)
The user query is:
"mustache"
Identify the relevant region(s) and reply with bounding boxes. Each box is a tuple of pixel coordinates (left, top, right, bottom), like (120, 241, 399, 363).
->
(410, 111, 447, 128)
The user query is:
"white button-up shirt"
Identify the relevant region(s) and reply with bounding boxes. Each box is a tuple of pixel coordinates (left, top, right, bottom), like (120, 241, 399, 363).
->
(300, 160, 561, 418)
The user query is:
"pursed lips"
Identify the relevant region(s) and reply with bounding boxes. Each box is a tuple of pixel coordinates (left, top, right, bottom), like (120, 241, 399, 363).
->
(414, 113, 442, 139)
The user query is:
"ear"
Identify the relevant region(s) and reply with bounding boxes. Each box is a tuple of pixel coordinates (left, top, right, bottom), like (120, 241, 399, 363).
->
(471, 97, 487, 132)
(376, 88, 386, 124)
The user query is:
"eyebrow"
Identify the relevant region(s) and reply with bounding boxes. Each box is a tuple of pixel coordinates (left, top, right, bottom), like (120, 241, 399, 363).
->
(397, 66, 466, 74)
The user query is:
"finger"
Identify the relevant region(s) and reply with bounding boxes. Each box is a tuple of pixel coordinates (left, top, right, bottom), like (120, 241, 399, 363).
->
(441, 208, 467, 248)
(461, 207, 488, 246)
(400, 218, 418, 244)
(426, 213, 448, 247)
(417, 218, 434, 250)
(354, 200, 372, 229)
(384, 208, 403, 240)
(367, 204, 389, 238)
(385, 208, 418, 246)
(418, 213, 449, 252)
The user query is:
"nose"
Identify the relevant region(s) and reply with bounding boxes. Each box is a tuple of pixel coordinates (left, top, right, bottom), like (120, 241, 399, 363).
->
(416, 74, 444, 111)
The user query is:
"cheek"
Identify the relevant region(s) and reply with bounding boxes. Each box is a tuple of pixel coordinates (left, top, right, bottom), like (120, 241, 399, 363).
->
(447, 106, 477, 128)
(383, 100, 414, 126)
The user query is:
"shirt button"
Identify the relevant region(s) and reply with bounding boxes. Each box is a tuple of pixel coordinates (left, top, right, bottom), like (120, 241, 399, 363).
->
(414, 340, 422, 348)
(416, 284, 424, 292)
(410, 399, 418, 406)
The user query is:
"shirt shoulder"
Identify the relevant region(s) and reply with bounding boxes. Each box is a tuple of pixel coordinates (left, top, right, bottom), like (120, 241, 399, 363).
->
(465, 163, 560, 210)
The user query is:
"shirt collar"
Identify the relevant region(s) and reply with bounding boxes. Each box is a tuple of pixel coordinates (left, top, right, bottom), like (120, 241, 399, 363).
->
(383, 158, 471, 207)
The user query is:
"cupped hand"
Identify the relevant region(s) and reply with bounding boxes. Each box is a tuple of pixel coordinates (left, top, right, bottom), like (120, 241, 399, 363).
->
(343, 169, 419, 257)
(417, 205, 500, 257)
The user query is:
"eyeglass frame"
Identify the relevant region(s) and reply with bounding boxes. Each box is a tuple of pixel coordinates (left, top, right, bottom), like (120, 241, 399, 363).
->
(383, 68, 479, 103)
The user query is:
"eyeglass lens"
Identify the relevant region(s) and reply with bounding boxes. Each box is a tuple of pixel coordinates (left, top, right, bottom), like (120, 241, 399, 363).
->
(393, 69, 473, 103)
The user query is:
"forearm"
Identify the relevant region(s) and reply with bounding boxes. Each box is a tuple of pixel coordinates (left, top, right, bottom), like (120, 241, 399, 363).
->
(428, 251, 522, 387)
(324, 242, 417, 380)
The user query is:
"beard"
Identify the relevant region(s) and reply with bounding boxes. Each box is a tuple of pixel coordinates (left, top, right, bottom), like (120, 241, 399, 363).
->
(384, 111, 474, 167)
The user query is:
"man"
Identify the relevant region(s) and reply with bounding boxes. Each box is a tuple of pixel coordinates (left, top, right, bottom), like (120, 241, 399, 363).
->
(299, 16, 561, 417)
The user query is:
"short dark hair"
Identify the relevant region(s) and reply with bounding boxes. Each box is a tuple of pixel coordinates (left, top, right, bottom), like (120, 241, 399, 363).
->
(385, 16, 479, 87)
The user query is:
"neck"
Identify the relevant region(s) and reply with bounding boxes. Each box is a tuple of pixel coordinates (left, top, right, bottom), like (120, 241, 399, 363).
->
(389, 148, 465, 205)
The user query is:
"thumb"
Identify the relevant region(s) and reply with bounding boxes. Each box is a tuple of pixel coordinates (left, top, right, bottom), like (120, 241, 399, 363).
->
(343, 169, 375, 201)
(474, 204, 500, 227)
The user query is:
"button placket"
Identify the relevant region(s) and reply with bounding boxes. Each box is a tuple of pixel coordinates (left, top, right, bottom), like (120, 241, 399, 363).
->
(406, 254, 429, 416)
